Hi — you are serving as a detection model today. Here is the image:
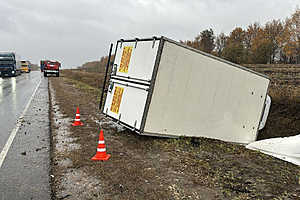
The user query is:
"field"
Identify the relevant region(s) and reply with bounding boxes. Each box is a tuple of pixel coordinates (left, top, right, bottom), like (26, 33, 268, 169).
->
(49, 65, 300, 200)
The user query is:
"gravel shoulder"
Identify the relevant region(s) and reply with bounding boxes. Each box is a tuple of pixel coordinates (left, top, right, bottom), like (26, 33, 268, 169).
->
(49, 70, 300, 200)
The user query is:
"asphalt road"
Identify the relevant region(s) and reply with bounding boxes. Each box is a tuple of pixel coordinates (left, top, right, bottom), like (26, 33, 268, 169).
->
(0, 71, 51, 200)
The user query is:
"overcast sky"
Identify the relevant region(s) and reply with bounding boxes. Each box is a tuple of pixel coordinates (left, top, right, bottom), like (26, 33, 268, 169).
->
(0, 0, 299, 68)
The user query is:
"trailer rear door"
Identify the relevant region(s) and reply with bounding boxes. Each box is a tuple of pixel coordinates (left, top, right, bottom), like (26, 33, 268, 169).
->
(112, 39, 160, 82)
(103, 79, 149, 130)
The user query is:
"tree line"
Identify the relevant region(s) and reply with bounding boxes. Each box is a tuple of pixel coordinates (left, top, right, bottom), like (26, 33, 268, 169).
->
(181, 8, 300, 64)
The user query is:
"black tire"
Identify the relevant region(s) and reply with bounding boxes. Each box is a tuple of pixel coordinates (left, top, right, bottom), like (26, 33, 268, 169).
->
(56, 72, 59, 77)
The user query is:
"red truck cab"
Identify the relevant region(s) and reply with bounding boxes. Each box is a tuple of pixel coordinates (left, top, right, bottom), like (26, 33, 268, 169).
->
(44, 60, 60, 77)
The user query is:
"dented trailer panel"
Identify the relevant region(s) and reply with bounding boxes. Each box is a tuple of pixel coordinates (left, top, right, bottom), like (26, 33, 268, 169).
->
(102, 37, 270, 143)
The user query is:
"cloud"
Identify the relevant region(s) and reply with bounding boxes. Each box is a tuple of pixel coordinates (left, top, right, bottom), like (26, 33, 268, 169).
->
(0, 0, 298, 67)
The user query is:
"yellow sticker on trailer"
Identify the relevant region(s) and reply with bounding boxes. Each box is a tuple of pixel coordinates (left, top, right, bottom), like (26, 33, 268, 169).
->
(119, 46, 133, 73)
(110, 86, 124, 114)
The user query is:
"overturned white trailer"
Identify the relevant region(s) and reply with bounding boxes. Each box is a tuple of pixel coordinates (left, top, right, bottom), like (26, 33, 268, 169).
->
(101, 36, 271, 143)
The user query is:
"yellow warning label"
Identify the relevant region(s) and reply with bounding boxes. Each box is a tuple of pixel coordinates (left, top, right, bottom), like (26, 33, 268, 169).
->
(119, 46, 133, 73)
(110, 86, 124, 114)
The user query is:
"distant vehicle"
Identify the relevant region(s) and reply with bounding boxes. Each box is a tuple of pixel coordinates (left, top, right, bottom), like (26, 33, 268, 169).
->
(0, 52, 21, 77)
(20, 60, 31, 73)
(43, 60, 60, 77)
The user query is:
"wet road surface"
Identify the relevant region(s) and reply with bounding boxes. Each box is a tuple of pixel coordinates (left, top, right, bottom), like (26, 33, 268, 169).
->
(0, 72, 51, 199)
(0, 72, 40, 150)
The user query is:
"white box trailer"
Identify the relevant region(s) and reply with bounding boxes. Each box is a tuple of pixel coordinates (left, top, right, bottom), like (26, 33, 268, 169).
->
(101, 36, 271, 143)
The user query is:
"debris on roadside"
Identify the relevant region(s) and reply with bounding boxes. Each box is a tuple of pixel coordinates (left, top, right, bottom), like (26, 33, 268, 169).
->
(247, 134, 300, 166)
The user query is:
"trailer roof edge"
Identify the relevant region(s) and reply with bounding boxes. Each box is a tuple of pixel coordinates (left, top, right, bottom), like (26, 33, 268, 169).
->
(160, 36, 270, 80)
(117, 36, 162, 43)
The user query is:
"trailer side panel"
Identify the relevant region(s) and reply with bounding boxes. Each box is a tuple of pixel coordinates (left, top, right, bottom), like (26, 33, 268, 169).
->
(143, 40, 270, 143)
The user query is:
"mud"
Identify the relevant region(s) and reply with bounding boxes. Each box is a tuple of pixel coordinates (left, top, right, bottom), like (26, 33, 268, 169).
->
(50, 86, 80, 152)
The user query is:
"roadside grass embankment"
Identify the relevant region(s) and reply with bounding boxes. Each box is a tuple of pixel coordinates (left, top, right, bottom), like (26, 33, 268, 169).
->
(49, 67, 300, 199)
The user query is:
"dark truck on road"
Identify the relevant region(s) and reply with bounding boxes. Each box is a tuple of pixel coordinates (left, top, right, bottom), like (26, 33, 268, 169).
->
(43, 60, 60, 77)
(0, 52, 21, 77)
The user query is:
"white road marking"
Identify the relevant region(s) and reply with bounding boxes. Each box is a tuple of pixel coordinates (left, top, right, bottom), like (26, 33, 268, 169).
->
(0, 78, 42, 168)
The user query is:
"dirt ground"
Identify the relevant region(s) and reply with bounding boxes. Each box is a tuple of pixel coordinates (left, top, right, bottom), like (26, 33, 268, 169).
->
(49, 68, 300, 200)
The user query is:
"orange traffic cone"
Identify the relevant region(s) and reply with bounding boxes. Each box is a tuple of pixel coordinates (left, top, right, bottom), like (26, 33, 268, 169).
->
(91, 129, 111, 161)
(72, 107, 83, 126)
